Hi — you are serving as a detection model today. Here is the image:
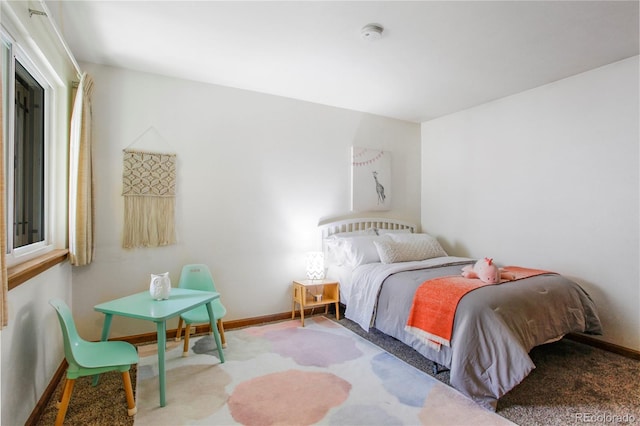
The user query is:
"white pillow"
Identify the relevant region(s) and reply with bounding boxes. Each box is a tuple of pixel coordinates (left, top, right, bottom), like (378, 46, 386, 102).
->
(324, 237, 349, 267)
(374, 233, 447, 264)
(324, 229, 378, 267)
(342, 235, 388, 267)
(388, 232, 445, 246)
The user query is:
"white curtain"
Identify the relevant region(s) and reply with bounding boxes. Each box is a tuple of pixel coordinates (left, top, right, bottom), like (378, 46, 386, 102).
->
(68, 72, 95, 266)
(0, 62, 7, 327)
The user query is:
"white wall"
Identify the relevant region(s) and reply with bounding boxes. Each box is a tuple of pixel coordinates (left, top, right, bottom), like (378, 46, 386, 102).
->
(421, 56, 639, 351)
(72, 63, 421, 340)
(2, 264, 71, 424)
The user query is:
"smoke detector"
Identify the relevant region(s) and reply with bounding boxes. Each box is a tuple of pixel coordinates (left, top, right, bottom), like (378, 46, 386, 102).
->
(360, 24, 384, 41)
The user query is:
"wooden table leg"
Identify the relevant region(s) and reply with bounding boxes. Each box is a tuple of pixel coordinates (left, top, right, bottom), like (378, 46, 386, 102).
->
(300, 303, 305, 326)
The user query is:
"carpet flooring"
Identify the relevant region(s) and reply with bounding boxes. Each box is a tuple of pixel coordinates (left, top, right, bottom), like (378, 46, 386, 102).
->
(336, 317, 640, 426)
(35, 314, 640, 425)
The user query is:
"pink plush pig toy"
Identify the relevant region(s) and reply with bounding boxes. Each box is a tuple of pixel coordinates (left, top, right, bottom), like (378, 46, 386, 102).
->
(461, 258, 514, 284)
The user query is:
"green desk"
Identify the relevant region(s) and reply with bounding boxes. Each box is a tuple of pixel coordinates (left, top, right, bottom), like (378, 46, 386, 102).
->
(94, 288, 225, 407)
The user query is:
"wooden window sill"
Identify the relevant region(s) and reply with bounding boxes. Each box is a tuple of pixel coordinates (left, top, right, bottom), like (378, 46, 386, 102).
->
(8, 249, 69, 290)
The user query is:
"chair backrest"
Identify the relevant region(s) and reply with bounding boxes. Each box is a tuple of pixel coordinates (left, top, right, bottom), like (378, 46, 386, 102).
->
(49, 298, 84, 369)
(178, 264, 218, 292)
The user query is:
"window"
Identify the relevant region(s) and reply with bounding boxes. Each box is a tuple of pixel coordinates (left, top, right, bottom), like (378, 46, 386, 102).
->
(13, 61, 45, 248)
(2, 32, 52, 264)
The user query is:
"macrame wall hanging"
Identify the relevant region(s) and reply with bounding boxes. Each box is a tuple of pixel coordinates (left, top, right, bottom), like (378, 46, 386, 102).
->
(122, 149, 176, 248)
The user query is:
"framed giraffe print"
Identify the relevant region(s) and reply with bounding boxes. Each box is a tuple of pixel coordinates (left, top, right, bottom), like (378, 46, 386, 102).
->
(351, 146, 391, 211)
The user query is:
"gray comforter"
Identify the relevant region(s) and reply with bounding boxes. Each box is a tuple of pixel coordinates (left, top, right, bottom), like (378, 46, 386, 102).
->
(348, 260, 602, 410)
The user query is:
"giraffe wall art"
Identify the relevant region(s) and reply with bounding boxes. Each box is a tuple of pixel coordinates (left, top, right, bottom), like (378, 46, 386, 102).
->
(351, 146, 391, 211)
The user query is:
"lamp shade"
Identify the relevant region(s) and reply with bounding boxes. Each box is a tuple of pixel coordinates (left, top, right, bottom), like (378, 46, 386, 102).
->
(305, 251, 325, 280)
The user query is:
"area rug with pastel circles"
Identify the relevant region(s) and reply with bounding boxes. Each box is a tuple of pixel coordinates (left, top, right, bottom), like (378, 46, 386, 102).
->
(134, 316, 513, 425)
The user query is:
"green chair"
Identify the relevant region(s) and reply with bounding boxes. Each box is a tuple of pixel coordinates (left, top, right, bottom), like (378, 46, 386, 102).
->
(49, 298, 138, 426)
(175, 264, 227, 356)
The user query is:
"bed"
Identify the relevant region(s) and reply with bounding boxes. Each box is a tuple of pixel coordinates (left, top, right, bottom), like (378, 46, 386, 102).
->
(320, 217, 602, 411)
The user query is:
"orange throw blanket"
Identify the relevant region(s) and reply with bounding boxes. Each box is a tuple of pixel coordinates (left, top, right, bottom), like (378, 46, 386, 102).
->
(405, 266, 553, 351)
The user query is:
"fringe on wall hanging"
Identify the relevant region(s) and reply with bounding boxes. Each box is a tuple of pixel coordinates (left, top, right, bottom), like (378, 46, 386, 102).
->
(122, 149, 176, 248)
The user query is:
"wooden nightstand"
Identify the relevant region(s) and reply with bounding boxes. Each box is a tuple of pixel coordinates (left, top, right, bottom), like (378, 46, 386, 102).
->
(291, 279, 340, 326)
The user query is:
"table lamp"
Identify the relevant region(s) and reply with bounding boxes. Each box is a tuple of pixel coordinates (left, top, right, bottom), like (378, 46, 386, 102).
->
(305, 251, 325, 281)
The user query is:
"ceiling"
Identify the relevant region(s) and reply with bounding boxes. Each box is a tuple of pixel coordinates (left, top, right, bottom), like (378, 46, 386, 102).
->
(45, 1, 639, 123)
